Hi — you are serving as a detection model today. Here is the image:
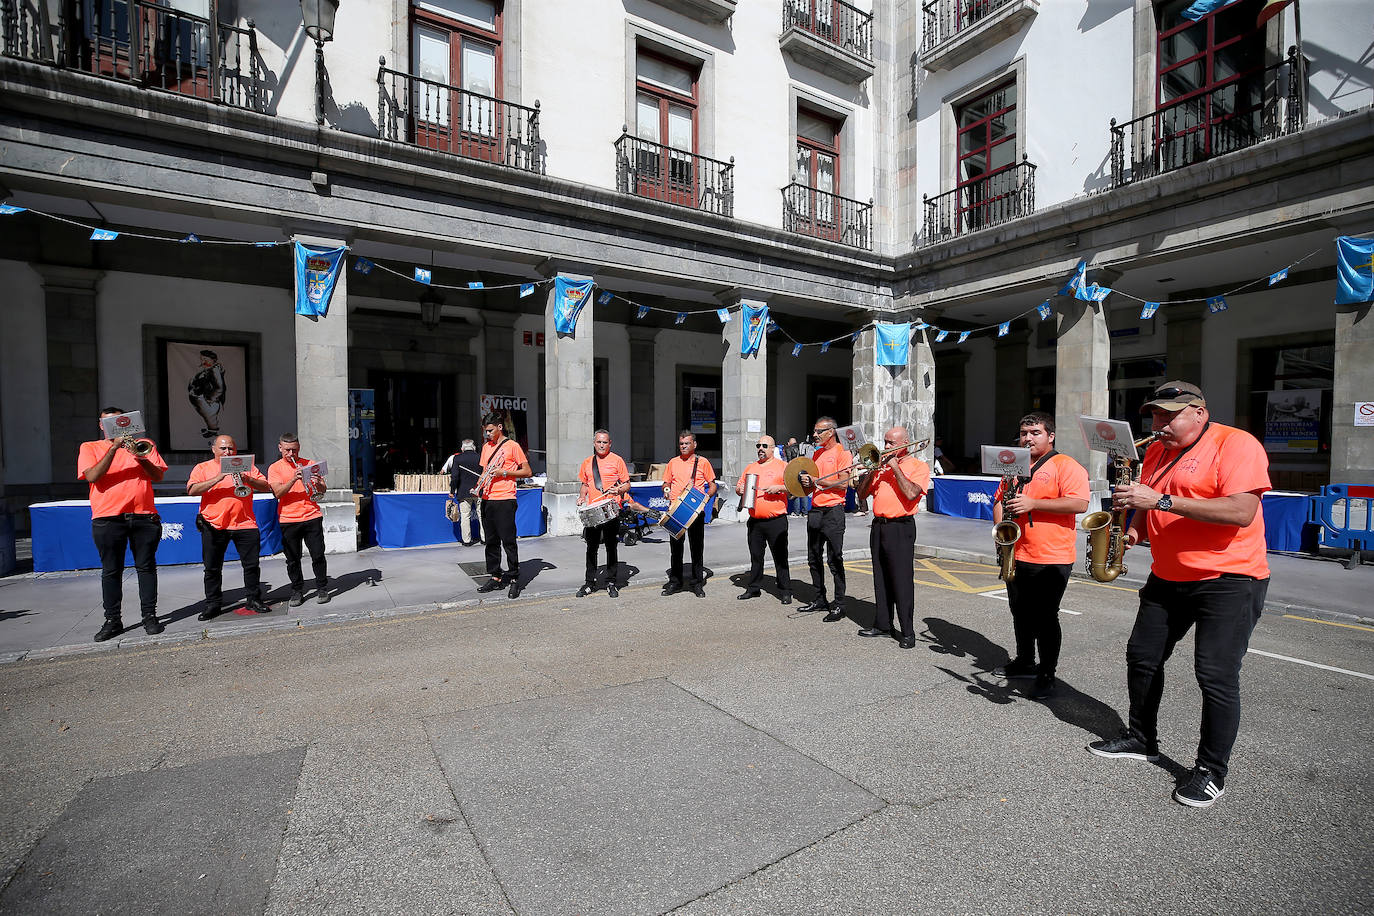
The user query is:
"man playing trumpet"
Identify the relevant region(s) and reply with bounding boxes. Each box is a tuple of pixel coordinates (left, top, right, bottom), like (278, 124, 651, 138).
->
(991, 412, 1089, 699)
(268, 433, 330, 606)
(187, 435, 274, 618)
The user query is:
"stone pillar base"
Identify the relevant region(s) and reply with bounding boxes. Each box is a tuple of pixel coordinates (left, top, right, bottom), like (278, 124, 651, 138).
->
(713, 501, 746, 525)
(320, 491, 359, 554)
(543, 491, 584, 538)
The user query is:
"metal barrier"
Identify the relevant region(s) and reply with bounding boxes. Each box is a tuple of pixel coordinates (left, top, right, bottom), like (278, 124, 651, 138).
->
(1307, 484, 1374, 569)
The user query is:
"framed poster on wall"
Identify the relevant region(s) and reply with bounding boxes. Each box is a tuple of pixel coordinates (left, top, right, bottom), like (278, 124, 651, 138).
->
(163, 340, 250, 452)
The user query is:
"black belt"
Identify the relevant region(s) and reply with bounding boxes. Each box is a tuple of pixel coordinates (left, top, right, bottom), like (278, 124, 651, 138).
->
(808, 505, 844, 513)
(872, 515, 915, 524)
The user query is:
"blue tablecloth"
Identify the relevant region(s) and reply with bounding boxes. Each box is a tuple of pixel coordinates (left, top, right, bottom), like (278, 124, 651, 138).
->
(928, 475, 1000, 520)
(627, 483, 716, 523)
(371, 488, 546, 548)
(30, 495, 282, 572)
(1262, 491, 1316, 552)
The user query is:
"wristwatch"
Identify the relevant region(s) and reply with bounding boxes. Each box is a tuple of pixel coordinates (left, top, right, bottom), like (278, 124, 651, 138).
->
(1155, 494, 1174, 513)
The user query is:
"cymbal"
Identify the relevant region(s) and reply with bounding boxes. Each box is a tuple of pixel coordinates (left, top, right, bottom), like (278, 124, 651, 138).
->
(783, 456, 819, 498)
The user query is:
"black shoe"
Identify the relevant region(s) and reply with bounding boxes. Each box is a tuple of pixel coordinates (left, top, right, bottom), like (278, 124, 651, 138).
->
(197, 607, 221, 622)
(477, 578, 504, 593)
(993, 659, 1037, 679)
(94, 619, 122, 642)
(1173, 766, 1225, 808)
(288, 592, 305, 608)
(822, 608, 846, 623)
(246, 598, 271, 614)
(1031, 673, 1056, 700)
(691, 584, 706, 598)
(1088, 731, 1160, 762)
(315, 589, 330, 604)
(857, 627, 892, 638)
(662, 583, 682, 596)
(798, 599, 828, 613)
(142, 616, 165, 636)
(737, 590, 761, 600)
(607, 584, 620, 598)
(780, 594, 793, 605)
(508, 581, 522, 599)
(577, 584, 595, 598)
(898, 635, 916, 649)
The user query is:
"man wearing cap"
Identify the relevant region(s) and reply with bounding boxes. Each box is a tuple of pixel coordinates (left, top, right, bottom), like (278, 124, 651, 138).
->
(853, 427, 929, 649)
(1088, 381, 1270, 810)
(735, 434, 792, 605)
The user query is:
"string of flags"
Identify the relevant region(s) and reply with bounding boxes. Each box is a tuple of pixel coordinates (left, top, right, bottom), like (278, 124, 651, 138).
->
(4, 202, 1369, 360)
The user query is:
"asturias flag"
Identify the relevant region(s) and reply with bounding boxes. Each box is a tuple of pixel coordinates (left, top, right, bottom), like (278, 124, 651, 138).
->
(875, 323, 910, 367)
(1182, 0, 1241, 20)
(741, 301, 769, 356)
(1335, 236, 1374, 306)
(553, 276, 593, 334)
(294, 241, 347, 318)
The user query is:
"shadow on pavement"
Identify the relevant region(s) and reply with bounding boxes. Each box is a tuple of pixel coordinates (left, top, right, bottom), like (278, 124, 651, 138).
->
(510, 559, 556, 589)
(0, 609, 35, 622)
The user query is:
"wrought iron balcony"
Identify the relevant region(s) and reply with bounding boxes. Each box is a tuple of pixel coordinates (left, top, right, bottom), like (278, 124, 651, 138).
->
(1, 0, 267, 112)
(782, 181, 872, 250)
(921, 0, 1033, 56)
(1109, 48, 1305, 189)
(615, 131, 734, 218)
(921, 156, 1036, 242)
(377, 61, 542, 173)
(783, 0, 872, 59)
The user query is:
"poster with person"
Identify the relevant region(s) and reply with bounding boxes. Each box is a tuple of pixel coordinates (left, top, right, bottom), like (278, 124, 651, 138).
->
(165, 341, 249, 451)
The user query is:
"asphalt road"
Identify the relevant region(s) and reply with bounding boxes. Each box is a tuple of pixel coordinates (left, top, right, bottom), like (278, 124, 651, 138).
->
(1, 558, 1370, 915)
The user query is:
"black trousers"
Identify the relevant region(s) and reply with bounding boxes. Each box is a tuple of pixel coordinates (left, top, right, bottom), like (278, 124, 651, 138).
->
(806, 506, 846, 601)
(668, 514, 705, 587)
(280, 516, 328, 594)
(481, 498, 518, 580)
(1005, 562, 1072, 676)
(745, 516, 790, 594)
(870, 516, 916, 639)
(201, 524, 261, 610)
(91, 513, 161, 620)
(1126, 573, 1267, 779)
(584, 519, 619, 585)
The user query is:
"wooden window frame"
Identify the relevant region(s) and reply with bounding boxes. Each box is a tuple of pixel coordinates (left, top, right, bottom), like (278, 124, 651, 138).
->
(795, 107, 842, 241)
(410, 1, 505, 160)
(634, 48, 700, 208)
(954, 78, 1017, 233)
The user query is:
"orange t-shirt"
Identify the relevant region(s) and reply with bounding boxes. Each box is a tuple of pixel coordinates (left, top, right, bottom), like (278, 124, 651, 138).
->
(871, 456, 930, 518)
(810, 443, 853, 508)
(189, 458, 264, 530)
(268, 458, 324, 524)
(663, 454, 716, 501)
(1139, 423, 1271, 582)
(993, 452, 1090, 565)
(579, 452, 631, 506)
(479, 439, 528, 501)
(77, 439, 166, 518)
(743, 459, 787, 519)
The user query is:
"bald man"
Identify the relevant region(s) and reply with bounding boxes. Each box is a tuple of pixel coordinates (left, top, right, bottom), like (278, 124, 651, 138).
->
(855, 427, 930, 649)
(187, 435, 274, 619)
(735, 434, 792, 605)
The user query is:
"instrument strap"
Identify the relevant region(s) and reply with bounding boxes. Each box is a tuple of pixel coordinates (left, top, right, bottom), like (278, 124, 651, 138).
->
(1019, 449, 1058, 527)
(592, 456, 603, 492)
(1144, 422, 1210, 493)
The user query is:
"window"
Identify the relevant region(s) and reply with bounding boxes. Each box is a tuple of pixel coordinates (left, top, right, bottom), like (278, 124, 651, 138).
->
(1155, 0, 1266, 161)
(795, 108, 841, 236)
(634, 50, 698, 207)
(83, 0, 214, 95)
(412, 0, 501, 154)
(954, 79, 1017, 232)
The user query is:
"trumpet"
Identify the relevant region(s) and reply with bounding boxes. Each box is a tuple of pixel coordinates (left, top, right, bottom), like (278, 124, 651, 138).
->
(1081, 433, 1162, 582)
(287, 455, 321, 507)
(120, 435, 153, 458)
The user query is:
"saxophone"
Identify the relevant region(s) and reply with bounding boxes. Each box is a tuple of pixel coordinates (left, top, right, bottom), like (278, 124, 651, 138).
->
(1081, 434, 1160, 582)
(993, 475, 1025, 582)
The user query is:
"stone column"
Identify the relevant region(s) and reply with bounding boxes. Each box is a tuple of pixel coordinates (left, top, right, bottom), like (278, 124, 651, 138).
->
(294, 236, 356, 553)
(626, 326, 659, 473)
(994, 328, 1030, 442)
(37, 265, 102, 490)
(1055, 298, 1110, 492)
(542, 275, 595, 536)
(852, 323, 936, 467)
(1331, 304, 1374, 485)
(717, 302, 768, 524)
(483, 311, 520, 395)
(1164, 301, 1206, 388)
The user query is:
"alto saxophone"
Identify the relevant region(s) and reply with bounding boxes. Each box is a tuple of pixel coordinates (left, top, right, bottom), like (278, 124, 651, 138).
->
(1081, 434, 1161, 582)
(993, 475, 1025, 582)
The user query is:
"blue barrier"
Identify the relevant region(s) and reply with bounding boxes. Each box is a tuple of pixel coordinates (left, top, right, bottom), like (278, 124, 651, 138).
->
(1307, 484, 1374, 567)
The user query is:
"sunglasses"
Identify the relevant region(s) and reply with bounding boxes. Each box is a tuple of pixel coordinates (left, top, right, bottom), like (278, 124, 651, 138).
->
(755, 442, 770, 448)
(1152, 386, 1196, 400)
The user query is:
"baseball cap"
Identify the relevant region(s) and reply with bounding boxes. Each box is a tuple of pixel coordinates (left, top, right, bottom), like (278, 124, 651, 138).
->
(1140, 380, 1206, 413)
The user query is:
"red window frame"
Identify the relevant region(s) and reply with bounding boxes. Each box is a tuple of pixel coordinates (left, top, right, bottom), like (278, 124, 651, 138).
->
(795, 108, 842, 241)
(84, 0, 215, 99)
(954, 79, 1017, 233)
(410, 1, 505, 162)
(634, 49, 699, 208)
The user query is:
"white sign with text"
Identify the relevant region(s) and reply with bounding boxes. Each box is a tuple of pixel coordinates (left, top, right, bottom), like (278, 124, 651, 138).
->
(100, 411, 146, 439)
(981, 445, 1031, 478)
(1079, 416, 1138, 459)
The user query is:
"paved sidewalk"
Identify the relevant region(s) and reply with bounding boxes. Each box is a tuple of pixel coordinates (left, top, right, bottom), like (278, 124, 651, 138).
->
(1, 511, 1369, 661)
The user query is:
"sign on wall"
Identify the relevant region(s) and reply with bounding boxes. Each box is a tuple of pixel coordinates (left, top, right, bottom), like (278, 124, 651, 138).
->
(1355, 402, 1374, 427)
(164, 340, 249, 452)
(1263, 389, 1322, 453)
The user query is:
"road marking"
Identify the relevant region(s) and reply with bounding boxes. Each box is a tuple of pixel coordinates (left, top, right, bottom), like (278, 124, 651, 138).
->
(1246, 648, 1374, 681)
(977, 590, 1080, 614)
(1282, 614, 1374, 633)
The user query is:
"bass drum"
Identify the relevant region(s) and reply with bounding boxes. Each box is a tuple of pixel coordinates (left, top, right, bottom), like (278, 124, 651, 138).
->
(660, 487, 708, 540)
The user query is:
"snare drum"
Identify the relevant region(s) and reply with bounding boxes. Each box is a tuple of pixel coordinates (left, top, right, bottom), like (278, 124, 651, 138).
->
(660, 487, 708, 539)
(577, 497, 620, 528)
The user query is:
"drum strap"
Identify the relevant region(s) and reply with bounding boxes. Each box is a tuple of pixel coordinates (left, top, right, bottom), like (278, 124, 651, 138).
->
(592, 456, 603, 492)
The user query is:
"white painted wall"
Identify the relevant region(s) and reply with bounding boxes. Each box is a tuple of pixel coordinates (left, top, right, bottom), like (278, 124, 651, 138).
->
(1291, 1, 1374, 120)
(0, 260, 51, 485)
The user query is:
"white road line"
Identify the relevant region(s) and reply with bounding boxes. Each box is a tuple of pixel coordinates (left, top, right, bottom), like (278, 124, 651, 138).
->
(977, 590, 1082, 614)
(1246, 648, 1374, 681)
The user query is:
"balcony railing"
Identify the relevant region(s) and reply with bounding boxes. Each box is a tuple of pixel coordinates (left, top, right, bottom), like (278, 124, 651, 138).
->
(1, 0, 267, 112)
(782, 181, 872, 250)
(783, 0, 872, 61)
(921, 0, 1017, 56)
(615, 131, 734, 218)
(378, 62, 541, 173)
(1109, 48, 1305, 189)
(922, 156, 1036, 242)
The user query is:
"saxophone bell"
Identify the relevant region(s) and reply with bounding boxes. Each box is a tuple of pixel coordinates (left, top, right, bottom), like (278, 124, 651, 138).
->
(1082, 432, 1160, 582)
(993, 474, 1024, 582)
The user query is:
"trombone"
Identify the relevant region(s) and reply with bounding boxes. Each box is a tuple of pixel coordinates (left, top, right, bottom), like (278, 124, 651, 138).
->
(783, 439, 931, 498)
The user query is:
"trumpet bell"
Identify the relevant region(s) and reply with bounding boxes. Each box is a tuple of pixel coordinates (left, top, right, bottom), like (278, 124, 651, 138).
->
(783, 456, 820, 498)
(123, 436, 153, 457)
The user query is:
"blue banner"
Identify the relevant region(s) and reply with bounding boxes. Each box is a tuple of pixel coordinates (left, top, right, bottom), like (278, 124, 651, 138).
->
(716, 308, 730, 324)
(1182, 0, 1240, 20)
(1336, 236, 1374, 305)
(636, 305, 649, 319)
(741, 301, 769, 356)
(294, 242, 347, 318)
(997, 321, 1010, 337)
(519, 282, 535, 298)
(820, 341, 830, 354)
(935, 329, 949, 342)
(875, 323, 910, 367)
(1058, 259, 1088, 298)
(1268, 268, 1288, 286)
(1037, 300, 1052, 320)
(1206, 295, 1229, 313)
(90, 228, 119, 241)
(414, 267, 431, 284)
(553, 276, 593, 334)
(958, 331, 970, 344)
(1140, 301, 1160, 319)
(353, 257, 375, 274)
(597, 290, 613, 305)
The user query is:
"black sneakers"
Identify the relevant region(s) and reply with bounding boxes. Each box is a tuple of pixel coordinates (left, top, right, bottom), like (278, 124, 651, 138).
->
(1030, 673, 1056, 700)
(142, 616, 165, 636)
(993, 659, 1037, 679)
(289, 592, 305, 608)
(1174, 766, 1225, 808)
(94, 619, 122, 642)
(1087, 732, 1160, 762)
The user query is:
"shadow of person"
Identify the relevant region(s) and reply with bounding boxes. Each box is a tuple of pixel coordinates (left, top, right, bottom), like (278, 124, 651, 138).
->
(0, 609, 34, 622)
(510, 558, 556, 589)
(613, 563, 641, 584)
(322, 568, 384, 600)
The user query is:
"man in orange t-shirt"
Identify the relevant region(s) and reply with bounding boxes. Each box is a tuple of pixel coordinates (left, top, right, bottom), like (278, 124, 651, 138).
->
(577, 429, 631, 598)
(855, 427, 930, 649)
(267, 433, 329, 607)
(991, 411, 1090, 699)
(187, 435, 274, 619)
(1088, 381, 1270, 810)
(475, 413, 532, 598)
(79, 407, 169, 641)
(735, 434, 792, 605)
(661, 430, 718, 597)
(796, 417, 853, 620)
